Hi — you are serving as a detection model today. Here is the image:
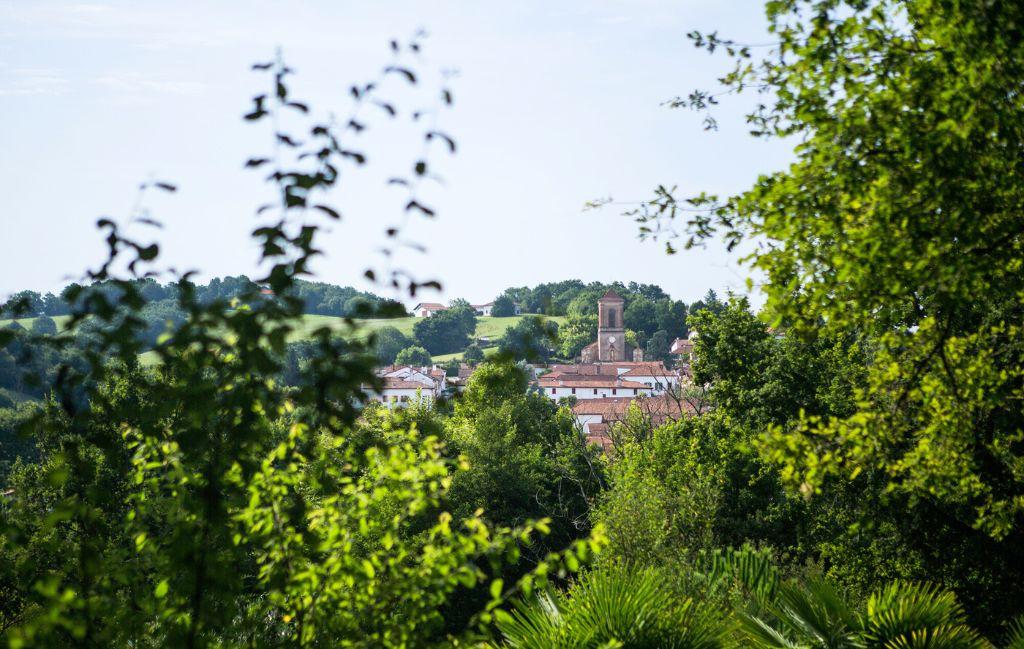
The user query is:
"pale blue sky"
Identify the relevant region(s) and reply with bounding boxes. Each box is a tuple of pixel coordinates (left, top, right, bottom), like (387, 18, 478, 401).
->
(0, 1, 791, 306)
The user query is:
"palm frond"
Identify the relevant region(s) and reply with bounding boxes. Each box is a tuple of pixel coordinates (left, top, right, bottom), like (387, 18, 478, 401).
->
(862, 582, 988, 649)
(700, 545, 780, 605)
(491, 565, 730, 648)
(1003, 616, 1024, 649)
(493, 590, 580, 649)
(740, 578, 860, 648)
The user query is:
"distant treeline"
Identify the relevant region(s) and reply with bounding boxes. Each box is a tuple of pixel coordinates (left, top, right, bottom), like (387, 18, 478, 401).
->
(0, 277, 407, 319)
(492, 280, 726, 361)
(496, 279, 721, 319)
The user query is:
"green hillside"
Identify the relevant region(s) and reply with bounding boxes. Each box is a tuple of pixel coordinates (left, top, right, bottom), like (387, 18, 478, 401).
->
(5, 314, 564, 365)
(432, 346, 502, 363)
(0, 315, 73, 331)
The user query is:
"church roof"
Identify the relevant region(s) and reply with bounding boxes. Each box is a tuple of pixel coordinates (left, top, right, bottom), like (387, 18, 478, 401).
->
(599, 289, 624, 301)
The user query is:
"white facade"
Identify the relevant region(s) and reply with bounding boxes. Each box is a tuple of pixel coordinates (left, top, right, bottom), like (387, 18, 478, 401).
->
(367, 364, 447, 408)
(413, 303, 447, 317)
(366, 386, 434, 410)
(539, 381, 654, 401)
(618, 369, 680, 394)
(574, 413, 604, 433)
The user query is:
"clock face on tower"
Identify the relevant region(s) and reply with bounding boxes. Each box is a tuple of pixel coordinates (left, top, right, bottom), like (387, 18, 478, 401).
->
(608, 336, 616, 343)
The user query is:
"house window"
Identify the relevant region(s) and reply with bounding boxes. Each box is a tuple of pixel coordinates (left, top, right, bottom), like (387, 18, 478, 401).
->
(551, 388, 556, 394)
(571, 387, 576, 395)
(593, 389, 597, 394)
(612, 388, 617, 395)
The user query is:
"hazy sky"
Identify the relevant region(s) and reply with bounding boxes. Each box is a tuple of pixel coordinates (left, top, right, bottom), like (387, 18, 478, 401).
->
(1, 1, 792, 306)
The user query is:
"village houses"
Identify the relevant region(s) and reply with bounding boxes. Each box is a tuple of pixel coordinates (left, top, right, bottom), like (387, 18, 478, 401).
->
(382, 290, 693, 447)
(364, 364, 446, 409)
(412, 301, 499, 317)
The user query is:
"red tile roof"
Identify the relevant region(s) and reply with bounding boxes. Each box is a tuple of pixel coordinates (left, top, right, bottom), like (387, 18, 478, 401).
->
(619, 364, 677, 377)
(600, 289, 624, 301)
(670, 338, 694, 354)
(414, 303, 447, 310)
(571, 397, 634, 416)
(370, 377, 432, 390)
(538, 377, 650, 389)
(549, 364, 618, 376)
(571, 394, 695, 421)
(546, 362, 674, 379)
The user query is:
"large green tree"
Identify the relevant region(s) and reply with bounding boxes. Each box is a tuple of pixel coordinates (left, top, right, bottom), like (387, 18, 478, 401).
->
(497, 317, 559, 363)
(557, 313, 597, 359)
(444, 362, 604, 553)
(637, 0, 1024, 544)
(372, 325, 414, 365)
(395, 345, 433, 366)
(413, 307, 477, 355)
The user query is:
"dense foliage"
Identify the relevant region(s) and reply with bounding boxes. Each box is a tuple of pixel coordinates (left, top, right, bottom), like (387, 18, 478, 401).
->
(497, 317, 559, 363)
(413, 305, 478, 355)
(0, 45, 602, 648)
(640, 0, 1024, 540)
(4, 0, 1024, 645)
(1, 277, 402, 321)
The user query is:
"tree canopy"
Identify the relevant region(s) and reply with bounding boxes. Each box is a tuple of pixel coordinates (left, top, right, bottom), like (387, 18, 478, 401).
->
(635, 0, 1024, 540)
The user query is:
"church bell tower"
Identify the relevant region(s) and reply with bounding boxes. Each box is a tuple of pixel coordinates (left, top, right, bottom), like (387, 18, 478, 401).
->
(597, 289, 626, 361)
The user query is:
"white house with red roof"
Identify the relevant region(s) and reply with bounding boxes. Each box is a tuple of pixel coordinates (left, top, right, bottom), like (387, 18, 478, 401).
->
(670, 332, 696, 364)
(365, 364, 446, 408)
(413, 302, 447, 317)
(471, 302, 494, 316)
(544, 362, 680, 395)
(537, 372, 655, 400)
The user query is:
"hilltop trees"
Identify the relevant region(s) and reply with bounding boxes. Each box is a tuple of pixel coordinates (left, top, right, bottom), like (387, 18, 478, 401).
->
(413, 305, 477, 355)
(373, 326, 414, 365)
(0, 278, 399, 322)
(557, 313, 597, 359)
(463, 343, 485, 364)
(623, 296, 659, 338)
(490, 295, 516, 317)
(395, 345, 432, 366)
(497, 316, 559, 363)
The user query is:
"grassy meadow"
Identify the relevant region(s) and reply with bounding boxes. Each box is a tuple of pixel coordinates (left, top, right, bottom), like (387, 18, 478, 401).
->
(4, 314, 565, 366)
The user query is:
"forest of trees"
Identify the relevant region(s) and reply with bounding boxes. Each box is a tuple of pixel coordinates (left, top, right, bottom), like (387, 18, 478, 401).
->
(1, 277, 404, 321)
(2, 1, 1024, 646)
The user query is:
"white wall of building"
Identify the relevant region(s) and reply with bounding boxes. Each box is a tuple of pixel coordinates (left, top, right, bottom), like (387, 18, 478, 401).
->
(575, 413, 603, 432)
(622, 374, 679, 393)
(367, 388, 434, 409)
(541, 385, 653, 400)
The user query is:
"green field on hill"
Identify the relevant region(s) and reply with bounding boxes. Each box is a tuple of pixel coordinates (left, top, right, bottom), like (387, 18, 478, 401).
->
(282, 314, 563, 346)
(431, 346, 503, 363)
(4, 314, 565, 365)
(0, 315, 73, 331)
